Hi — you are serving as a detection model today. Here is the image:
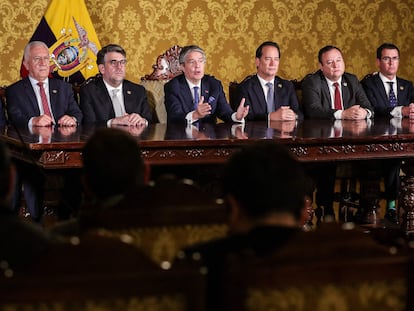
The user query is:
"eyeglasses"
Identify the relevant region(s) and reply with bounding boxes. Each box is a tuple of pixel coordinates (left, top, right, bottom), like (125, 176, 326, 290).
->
(107, 59, 127, 67)
(32, 56, 50, 64)
(185, 59, 205, 66)
(380, 56, 400, 63)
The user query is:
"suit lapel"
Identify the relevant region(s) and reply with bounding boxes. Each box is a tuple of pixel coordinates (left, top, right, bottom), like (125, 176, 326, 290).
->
(252, 76, 266, 111)
(341, 76, 350, 108)
(201, 76, 210, 103)
(373, 74, 388, 103)
(319, 73, 331, 107)
(23, 78, 41, 116)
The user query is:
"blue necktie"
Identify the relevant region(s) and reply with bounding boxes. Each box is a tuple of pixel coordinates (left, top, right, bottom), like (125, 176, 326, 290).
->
(266, 82, 274, 113)
(193, 86, 199, 110)
(387, 82, 397, 107)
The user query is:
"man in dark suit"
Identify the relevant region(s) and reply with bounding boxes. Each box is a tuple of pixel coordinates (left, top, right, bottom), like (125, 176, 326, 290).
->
(164, 45, 249, 124)
(0, 140, 54, 272)
(301, 45, 373, 221)
(361, 43, 414, 224)
(235, 41, 302, 121)
(179, 141, 309, 311)
(80, 44, 152, 126)
(6, 41, 83, 221)
(7, 41, 82, 128)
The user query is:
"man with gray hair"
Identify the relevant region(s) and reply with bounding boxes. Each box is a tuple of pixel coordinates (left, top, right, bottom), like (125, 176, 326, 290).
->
(164, 45, 249, 124)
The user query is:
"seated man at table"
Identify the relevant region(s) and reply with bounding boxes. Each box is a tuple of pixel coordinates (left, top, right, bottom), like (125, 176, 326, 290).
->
(164, 45, 249, 124)
(235, 41, 302, 122)
(6, 41, 83, 222)
(179, 140, 309, 311)
(0, 140, 55, 272)
(80, 44, 152, 126)
(361, 43, 414, 224)
(301, 45, 373, 220)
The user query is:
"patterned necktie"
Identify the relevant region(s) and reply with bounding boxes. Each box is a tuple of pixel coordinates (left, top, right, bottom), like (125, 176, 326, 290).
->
(111, 89, 124, 117)
(193, 86, 199, 110)
(37, 82, 53, 119)
(333, 82, 342, 110)
(387, 82, 397, 107)
(266, 82, 274, 113)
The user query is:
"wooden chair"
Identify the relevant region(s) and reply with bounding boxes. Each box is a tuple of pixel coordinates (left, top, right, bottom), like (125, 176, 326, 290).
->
(220, 223, 413, 311)
(0, 232, 206, 311)
(61, 177, 229, 264)
(140, 45, 183, 123)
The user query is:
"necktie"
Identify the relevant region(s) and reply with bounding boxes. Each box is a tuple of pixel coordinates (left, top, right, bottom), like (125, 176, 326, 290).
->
(333, 82, 342, 110)
(266, 82, 274, 113)
(387, 82, 397, 107)
(37, 82, 53, 119)
(111, 89, 124, 117)
(193, 86, 199, 110)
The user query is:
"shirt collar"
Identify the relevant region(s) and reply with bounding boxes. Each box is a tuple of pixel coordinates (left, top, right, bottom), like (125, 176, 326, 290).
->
(325, 76, 342, 87)
(103, 79, 123, 93)
(29, 76, 49, 88)
(256, 74, 274, 88)
(379, 72, 396, 84)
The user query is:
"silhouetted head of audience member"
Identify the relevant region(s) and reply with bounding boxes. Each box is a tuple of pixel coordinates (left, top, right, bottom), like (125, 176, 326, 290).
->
(0, 140, 14, 209)
(82, 128, 145, 203)
(222, 141, 307, 233)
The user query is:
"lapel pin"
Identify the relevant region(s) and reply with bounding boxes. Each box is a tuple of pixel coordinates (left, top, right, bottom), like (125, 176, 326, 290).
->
(400, 86, 404, 91)
(127, 90, 132, 95)
(277, 83, 282, 88)
(343, 82, 348, 87)
(52, 89, 57, 94)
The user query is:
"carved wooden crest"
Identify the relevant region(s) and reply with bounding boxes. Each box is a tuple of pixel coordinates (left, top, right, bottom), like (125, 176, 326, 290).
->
(141, 45, 183, 81)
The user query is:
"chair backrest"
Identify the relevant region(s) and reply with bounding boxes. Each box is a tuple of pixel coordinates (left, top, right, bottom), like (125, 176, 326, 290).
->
(140, 45, 183, 123)
(0, 233, 206, 311)
(220, 223, 413, 311)
(77, 178, 229, 264)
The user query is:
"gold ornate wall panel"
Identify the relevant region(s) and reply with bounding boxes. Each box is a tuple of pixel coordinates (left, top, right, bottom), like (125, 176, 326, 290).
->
(1, 0, 413, 97)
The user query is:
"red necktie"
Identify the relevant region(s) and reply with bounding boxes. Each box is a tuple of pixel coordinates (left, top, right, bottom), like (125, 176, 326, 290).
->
(37, 82, 53, 119)
(333, 82, 342, 110)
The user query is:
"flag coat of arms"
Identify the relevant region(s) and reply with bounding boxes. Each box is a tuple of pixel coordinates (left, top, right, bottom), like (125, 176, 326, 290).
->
(21, 0, 101, 84)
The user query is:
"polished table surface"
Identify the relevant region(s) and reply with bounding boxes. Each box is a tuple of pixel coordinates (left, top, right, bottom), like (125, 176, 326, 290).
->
(2, 118, 414, 169)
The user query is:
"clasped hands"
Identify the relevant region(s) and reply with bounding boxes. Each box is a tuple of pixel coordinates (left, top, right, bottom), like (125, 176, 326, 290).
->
(111, 113, 147, 126)
(341, 105, 368, 120)
(32, 114, 77, 127)
(401, 103, 414, 119)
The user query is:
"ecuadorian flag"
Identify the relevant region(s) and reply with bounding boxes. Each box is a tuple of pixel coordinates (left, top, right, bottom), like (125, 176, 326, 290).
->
(21, 0, 101, 84)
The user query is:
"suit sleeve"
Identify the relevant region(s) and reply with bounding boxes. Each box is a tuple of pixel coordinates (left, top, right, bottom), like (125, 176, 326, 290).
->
(6, 84, 33, 127)
(285, 81, 303, 120)
(353, 79, 373, 116)
(212, 81, 234, 122)
(164, 79, 189, 123)
(61, 82, 83, 124)
(130, 85, 153, 123)
(79, 84, 98, 124)
(361, 78, 389, 117)
(302, 75, 335, 119)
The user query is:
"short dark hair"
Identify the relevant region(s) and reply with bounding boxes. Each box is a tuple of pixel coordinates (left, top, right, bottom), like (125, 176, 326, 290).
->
(0, 140, 11, 202)
(223, 141, 306, 220)
(96, 44, 126, 66)
(376, 43, 400, 59)
(179, 45, 206, 64)
(82, 128, 145, 200)
(318, 45, 342, 64)
(255, 41, 281, 59)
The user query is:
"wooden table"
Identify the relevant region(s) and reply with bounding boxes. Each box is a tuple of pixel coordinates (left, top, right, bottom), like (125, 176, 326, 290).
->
(2, 118, 414, 231)
(3, 119, 414, 168)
